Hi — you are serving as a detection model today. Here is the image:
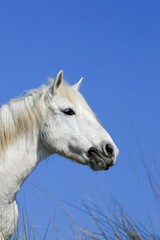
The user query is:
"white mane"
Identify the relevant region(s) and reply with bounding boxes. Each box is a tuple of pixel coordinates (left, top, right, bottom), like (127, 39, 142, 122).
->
(0, 85, 46, 155)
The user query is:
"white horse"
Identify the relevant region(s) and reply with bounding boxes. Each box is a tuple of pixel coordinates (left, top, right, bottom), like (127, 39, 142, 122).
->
(0, 70, 119, 239)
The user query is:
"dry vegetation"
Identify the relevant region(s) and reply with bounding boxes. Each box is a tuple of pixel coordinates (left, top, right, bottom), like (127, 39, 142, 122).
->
(13, 149, 160, 240)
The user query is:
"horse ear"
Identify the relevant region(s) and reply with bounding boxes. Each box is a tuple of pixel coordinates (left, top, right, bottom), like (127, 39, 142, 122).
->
(49, 70, 63, 97)
(55, 70, 63, 91)
(72, 77, 83, 91)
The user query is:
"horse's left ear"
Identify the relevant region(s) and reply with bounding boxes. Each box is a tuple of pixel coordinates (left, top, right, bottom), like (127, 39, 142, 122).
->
(49, 70, 63, 97)
(72, 77, 83, 91)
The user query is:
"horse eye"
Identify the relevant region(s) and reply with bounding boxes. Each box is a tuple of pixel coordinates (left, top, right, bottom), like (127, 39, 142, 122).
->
(63, 108, 75, 116)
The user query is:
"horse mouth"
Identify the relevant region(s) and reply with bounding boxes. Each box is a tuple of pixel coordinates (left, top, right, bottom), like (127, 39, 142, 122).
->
(88, 147, 114, 171)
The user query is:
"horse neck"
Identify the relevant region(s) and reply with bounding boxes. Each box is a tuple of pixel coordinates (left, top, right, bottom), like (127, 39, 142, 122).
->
(0, 108, 50, 205)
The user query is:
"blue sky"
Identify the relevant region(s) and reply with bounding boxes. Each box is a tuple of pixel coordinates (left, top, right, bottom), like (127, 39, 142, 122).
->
(0, 0, 160, 238)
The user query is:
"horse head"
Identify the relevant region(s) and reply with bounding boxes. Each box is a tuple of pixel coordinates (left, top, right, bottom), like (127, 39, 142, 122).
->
(41, 70, 119, 171)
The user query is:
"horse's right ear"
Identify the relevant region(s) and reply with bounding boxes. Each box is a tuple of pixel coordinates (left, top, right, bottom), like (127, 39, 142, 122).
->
(49, 70, 63, 97)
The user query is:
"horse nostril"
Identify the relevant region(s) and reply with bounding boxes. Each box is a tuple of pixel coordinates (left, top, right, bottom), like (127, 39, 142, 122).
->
(105, 143, 114, 157)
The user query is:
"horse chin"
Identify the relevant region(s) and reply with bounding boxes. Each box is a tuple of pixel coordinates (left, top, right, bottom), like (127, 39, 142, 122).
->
(90, 164, 109, 171)
(88, 156, 110, 171)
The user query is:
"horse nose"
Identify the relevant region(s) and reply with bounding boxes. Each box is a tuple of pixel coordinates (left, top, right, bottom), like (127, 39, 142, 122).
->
(104, 143, 115, 157)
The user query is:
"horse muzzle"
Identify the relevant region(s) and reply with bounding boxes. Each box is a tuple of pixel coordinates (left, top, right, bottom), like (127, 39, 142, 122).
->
(88, 143, 118, 171)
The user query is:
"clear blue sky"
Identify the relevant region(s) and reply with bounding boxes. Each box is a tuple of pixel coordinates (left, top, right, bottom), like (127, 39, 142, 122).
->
(0, 0, 160, 238)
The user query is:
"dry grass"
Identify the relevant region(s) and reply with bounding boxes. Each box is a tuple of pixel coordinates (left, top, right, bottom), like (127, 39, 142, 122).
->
(13, 146, 160, 240)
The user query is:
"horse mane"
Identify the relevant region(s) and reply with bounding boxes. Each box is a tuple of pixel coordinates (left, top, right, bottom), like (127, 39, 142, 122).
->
(0, 83, 49, 154)
(0, 80, 96, 155)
